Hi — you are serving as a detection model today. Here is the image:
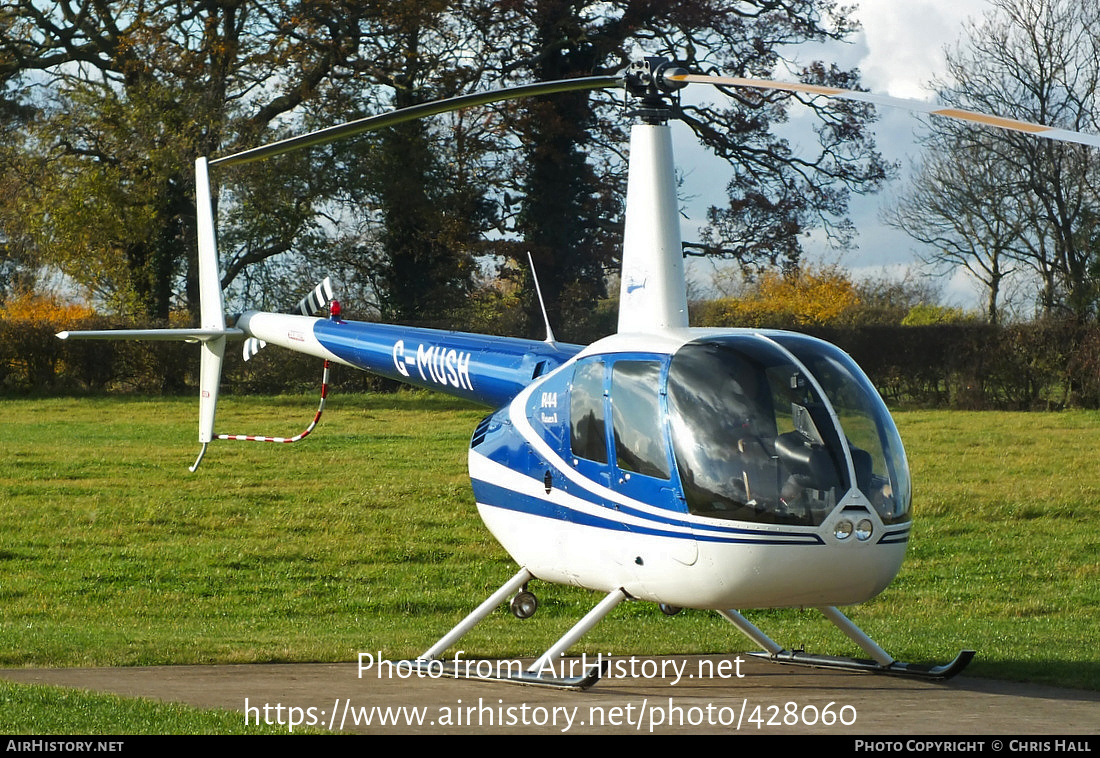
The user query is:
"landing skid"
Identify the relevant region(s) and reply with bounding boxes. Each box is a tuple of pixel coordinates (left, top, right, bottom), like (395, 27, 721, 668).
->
(412, 568, 622, 690)
(746, 649, 975, 681)
(720, 606, 975, 682)
(408, 572, 974, 690)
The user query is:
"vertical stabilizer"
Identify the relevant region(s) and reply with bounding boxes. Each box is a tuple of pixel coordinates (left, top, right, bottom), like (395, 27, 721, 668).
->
(193, 157, 226, 467)
(617, 123, 689, 333)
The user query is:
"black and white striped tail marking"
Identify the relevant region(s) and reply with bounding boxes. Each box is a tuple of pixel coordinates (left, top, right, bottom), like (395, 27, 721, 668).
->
(242, 337, 267, 361)
(298, 277, 335, 316)
(242, 277, 334, 361)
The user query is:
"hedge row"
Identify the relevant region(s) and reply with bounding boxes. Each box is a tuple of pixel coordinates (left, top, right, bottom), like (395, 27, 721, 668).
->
(4, 316, 1099, 409)
(809, 320, 1100, 410)
(0, 316, 393, 396)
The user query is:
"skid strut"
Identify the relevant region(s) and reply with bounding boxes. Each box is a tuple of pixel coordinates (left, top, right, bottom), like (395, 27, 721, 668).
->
(720, 606, 974, 681)
(406, 568, 617, 690)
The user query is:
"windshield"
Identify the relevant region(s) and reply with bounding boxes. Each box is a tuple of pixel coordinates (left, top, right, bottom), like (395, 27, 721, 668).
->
(771, 335, 911, 524)
(666, 335, 911, 526)
(666, 338, 849, 526)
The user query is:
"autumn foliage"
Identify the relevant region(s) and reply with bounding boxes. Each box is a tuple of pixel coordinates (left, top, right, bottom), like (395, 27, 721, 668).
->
(692, 265, 861, 328)
(0, 291, 95, 326)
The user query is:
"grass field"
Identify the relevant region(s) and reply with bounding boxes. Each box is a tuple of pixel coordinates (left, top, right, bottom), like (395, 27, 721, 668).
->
(2, 391, 1098, 731)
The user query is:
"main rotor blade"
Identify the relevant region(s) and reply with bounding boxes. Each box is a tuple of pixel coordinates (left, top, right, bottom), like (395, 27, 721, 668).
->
(670, 73, 1100, 149)
(211, 75, 623, 168)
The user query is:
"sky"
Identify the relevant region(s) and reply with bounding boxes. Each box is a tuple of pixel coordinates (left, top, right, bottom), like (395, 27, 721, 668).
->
(678, 0, 995, 307)
(835, 0, 991, 304)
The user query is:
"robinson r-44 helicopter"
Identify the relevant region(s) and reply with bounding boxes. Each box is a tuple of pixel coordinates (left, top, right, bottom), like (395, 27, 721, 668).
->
(59, 57, 1100, 689)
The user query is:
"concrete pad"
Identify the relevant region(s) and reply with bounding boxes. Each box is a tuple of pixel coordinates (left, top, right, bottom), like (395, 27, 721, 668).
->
(2, 656, 1098, 735)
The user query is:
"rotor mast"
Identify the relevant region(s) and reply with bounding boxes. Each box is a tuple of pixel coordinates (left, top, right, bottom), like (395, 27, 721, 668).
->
(617, 58, 690, 334)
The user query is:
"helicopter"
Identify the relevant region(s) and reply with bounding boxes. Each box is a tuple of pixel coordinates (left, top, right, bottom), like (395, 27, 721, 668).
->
(57, 57, 1100, 690)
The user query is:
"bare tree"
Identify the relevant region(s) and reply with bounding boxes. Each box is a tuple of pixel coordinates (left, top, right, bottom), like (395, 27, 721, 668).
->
(893, 0, 1100, 320)
(889, 142, 1026, 324)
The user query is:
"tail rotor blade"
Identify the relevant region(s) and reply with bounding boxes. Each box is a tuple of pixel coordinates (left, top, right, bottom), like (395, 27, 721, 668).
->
(242, 337, 267, 361)
(298, 276, 335, 316)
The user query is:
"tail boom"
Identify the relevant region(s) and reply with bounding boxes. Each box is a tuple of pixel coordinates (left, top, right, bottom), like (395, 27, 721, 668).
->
(237, 311, 582, 408)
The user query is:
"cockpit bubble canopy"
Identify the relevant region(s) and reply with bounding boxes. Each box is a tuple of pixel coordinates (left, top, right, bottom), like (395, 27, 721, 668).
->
(665, 335, 910, 527)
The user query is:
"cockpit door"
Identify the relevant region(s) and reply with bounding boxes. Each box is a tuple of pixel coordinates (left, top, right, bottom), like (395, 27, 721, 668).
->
(567, 355, 696, 565)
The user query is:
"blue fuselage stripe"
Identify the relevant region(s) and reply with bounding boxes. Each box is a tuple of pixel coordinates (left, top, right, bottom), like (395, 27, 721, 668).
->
(471, 478, 825, 545)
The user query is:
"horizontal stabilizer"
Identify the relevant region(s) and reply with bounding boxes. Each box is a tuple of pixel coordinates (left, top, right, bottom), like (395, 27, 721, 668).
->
(57, 328, 242, 343)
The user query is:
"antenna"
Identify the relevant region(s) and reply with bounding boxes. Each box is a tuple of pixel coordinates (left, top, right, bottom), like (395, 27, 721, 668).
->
(526, 252, 556, 344)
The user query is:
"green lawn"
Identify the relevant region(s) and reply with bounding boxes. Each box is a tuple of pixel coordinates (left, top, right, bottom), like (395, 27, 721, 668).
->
(0, 680, 292, 734)
(2, 393, 1098, 731)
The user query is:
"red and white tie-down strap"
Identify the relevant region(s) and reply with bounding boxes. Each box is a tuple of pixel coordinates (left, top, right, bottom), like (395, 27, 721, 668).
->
(217, 360, 330, 443)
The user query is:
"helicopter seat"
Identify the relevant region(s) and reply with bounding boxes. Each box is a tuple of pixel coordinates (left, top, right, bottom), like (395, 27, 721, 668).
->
(850, 445, 873, 494)
(775, 431, 841, 497)
(736, 435, 777, 511)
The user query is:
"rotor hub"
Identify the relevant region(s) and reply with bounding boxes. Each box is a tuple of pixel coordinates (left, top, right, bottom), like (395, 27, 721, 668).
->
(624, 57, 689, 124)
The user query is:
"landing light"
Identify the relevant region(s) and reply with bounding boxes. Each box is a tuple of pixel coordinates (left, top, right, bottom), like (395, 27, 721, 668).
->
(834, 520, 853, 540)
(856, 519, 874, 541)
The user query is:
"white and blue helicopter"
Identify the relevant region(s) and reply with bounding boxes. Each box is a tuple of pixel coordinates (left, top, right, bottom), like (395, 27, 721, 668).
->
(59, 57, 1100, 689)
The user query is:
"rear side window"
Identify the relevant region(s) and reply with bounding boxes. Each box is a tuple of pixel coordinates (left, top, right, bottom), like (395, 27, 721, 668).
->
(570, 360, 607, 463)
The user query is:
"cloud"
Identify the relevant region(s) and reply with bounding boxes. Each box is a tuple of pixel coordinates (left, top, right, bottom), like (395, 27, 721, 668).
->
(823, 1, 994, 306)
(675, 0, 996, 309)
(853, 0, 986, 98)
